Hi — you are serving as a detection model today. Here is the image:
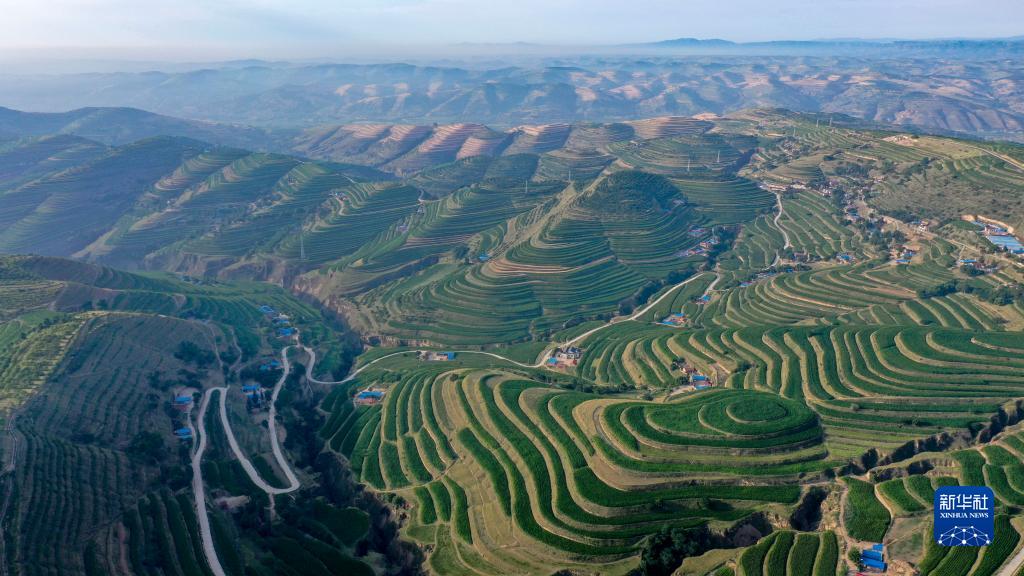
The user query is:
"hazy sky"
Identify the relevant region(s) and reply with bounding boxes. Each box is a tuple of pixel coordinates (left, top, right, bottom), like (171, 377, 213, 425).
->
(4, 0, 1023, 60)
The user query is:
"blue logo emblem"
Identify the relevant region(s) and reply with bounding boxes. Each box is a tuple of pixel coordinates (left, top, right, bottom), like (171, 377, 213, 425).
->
(934, 486, 995, 546)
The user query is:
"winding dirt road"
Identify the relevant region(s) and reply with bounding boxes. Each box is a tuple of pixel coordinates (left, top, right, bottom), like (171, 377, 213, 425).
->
(771, 192, 792, 267)
(192, 387, 227, 576)
(192, 346, 301, 575)
(564, 271, 719, 348)
(190, 270, 722, 572)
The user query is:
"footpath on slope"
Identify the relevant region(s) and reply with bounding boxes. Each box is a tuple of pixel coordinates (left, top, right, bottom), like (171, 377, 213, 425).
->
(192, 387, 227, 576)
(563, 271, 719, 348)
(771, 192, 792, 267)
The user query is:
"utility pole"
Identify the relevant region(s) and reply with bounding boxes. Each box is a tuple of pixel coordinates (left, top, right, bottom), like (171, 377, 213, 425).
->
(687, 156, 691, 173)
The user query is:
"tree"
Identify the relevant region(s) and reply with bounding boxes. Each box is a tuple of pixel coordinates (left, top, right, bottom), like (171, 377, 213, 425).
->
(127, 431, 167, 464)
(637, 526, 713, 576)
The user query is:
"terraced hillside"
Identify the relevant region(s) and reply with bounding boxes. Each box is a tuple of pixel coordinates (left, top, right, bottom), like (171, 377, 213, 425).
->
(5, 110, 1024, 575)
(324, 362, 804, 575)
(313, 112, 1024, 575)
(0, 256, 391, 576)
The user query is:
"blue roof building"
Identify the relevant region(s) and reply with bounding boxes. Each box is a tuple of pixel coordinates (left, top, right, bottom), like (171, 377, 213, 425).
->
(862, 549, 883, 562)
(355, 390, 385, 405)
(862, 558, 886, 571)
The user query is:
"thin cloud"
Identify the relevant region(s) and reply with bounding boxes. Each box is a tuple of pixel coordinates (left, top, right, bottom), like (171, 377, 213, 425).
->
(2, 0, 1022, 59)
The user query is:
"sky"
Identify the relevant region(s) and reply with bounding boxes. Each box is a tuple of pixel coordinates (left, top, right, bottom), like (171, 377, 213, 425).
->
(2, 0, 1023, 61)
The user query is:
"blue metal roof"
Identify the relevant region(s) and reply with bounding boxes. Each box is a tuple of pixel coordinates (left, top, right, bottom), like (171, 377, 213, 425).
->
(862, 558, 886, 570)
(862, 549, 883, 562)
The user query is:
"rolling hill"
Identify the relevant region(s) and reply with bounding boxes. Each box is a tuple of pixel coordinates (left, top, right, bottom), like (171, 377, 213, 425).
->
(3, 56, 1024, 140)
(4, 107, 1024, 575)
(0, 105, 274, 148)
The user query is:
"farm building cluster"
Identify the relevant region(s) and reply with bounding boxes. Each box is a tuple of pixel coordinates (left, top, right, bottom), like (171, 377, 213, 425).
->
(420, 351, 456, 362)
(970, 220, 1024, 255)
(957, 257, 998, 274)
(234, 357, 282, 411)
(546, 346, 582, 368)
(242, 384, 268, 409)
(668, 359, 715, 393)
(859, 543, 886, 573)
(909, 219, 932, 233)
(658, 313, 688, 327)
(170, 393, 195, 441)
(258, 304, 296, 339)
(677, 232, 720, 258)
(891, 245, 917, 265)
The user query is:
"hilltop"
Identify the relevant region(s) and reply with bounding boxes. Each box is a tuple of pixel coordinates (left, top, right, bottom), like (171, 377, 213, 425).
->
(0, 105, 274, 148)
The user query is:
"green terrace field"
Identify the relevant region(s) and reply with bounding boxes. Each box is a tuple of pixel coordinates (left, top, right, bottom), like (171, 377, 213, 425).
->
(341, 171, 707, 344)
(314, 178, 565, 296)
(774, 191, 862, 259)
(325, 366, 805, 575)
(336, 158, 778, 345)
(574, 322, 1024, 457)
(737, 530, 838, 576)
(672, 177, 775, 225)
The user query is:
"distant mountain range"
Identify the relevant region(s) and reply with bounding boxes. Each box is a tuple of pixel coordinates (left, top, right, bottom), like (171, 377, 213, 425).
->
(1, 54, 1023, 141)
(633, 36, 1024, 56)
